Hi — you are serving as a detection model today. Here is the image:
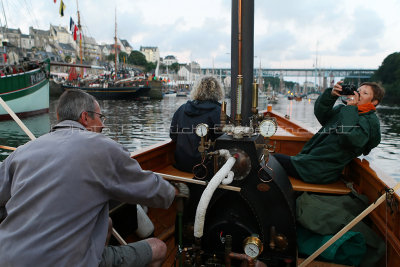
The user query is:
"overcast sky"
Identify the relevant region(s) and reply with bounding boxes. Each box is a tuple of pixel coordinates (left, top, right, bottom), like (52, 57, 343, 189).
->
(3, 0, 400, 69)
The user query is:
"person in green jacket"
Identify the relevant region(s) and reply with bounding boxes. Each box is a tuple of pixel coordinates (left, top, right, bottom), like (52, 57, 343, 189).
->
(274, 81, 385, 184)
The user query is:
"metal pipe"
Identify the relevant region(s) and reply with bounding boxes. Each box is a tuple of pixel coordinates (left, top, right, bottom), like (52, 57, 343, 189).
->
(238, 0, 242, 77)
(252, 78, 258, 115)
(225, 235, 233, 267)
(220, 101, 227, 127)
(228, 252, 256, 267)
(235, 0, 243, 125)
(235, 75, 243, 124)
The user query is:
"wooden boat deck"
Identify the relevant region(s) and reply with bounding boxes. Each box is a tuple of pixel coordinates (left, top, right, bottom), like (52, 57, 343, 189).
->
(127, 110, 400, 266)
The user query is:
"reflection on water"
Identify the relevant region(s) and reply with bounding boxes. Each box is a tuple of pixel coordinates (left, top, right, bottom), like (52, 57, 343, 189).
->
(369, 105, 400, 181)
(98, 96, 188, 151)
(272, 97, 321, 133)
(1, 95, 399, 181)
(0, 115, 50, 159)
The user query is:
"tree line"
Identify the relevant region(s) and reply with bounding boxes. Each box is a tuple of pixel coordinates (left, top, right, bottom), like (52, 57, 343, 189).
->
(345, 52, 400, 103)
(371, 52, 400, 104)
(106, 50, 180, 74)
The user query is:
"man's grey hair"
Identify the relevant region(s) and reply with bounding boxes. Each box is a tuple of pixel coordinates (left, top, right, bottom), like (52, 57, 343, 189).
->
(190, 76, 224, 102)
(57, 89, 97, 122)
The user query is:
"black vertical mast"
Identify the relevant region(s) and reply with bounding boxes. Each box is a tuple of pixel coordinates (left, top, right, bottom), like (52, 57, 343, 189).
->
(230, 0, 254, 125)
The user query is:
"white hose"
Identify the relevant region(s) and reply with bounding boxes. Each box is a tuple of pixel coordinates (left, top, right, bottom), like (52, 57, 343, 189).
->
(218, 149, 231, 159)
(194, 155, 236, 238)
(221, 171, 234, 185)
(219, 149, 234, 185)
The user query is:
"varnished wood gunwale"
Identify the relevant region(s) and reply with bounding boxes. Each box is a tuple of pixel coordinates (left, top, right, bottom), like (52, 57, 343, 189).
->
(345, 159, 400, 266)
(126, 110, 400, 266)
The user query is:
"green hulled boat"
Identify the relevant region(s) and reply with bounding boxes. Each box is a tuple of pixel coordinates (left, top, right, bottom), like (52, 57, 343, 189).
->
(0, 59, 50, 121)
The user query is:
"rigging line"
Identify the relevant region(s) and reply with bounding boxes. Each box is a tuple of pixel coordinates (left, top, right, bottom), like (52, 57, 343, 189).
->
(1, 0, 8, 29)
(79, 13, 94, 39)
(6, 0, 23, 26)
(22, 0, 40, 28)
(13, 0, 30, 27)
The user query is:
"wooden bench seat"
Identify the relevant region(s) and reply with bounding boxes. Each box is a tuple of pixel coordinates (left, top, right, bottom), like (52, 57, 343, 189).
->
(156, 165, 194, 179)
(289, 176, 351, 195)
(157, 165, 351, 195)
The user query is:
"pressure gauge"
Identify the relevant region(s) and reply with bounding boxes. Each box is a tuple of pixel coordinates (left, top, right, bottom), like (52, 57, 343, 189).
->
(259, 118, 277, 137)
(243, 235, 263, 259)
(195, 123, 209, 137)
(222, 124, 235, 135)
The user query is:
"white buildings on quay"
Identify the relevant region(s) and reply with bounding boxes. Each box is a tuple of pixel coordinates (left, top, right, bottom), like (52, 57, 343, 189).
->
(0, 24, 134, 65)
(0, 25, 226, 84)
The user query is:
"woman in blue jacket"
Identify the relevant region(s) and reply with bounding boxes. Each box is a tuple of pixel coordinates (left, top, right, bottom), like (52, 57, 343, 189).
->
(170, 76, 224, 172)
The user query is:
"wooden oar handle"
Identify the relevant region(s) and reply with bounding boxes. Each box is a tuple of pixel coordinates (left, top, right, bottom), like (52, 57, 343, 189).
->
(0, 145, 17, 151)
(0, 97, 36, 141)
(112, 228, 128, 245)
(155, 172, 241, 192)
(299, 182, 400, 267)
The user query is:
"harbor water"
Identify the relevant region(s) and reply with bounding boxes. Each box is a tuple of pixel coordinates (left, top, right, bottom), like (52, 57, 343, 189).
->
(0, 95, 399, 182)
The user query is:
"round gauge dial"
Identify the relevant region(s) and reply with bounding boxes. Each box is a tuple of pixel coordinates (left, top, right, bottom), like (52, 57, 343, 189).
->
(244, 242, 260, 258)
(222, 124, 235, 134)
(259, 119, 277, 137)
(243, 236, 263, 258)
(195, 123, 209, 137)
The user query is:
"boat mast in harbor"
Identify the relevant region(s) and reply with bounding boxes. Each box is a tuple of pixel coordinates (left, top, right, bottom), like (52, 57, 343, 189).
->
(76, 0, 84, 78)
(114, 8, 118, 81)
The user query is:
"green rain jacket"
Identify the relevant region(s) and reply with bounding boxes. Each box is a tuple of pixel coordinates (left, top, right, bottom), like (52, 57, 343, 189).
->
(291, 88, 381, 184)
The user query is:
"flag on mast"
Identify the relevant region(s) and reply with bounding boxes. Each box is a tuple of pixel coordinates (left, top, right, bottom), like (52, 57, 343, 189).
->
(73, 25, 78, 41)
(69, 17, 75, 31)
(59, 0, 66, 17)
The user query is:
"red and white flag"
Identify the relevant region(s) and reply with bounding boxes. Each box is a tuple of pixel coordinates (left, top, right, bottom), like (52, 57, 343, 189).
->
(73, 25, 78, 41)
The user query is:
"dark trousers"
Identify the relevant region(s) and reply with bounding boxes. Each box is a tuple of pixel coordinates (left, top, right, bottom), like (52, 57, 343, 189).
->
(273, 153, 302, 180)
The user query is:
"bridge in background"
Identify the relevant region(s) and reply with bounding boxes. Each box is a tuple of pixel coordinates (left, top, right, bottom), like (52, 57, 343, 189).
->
(200, 68, 376, 80)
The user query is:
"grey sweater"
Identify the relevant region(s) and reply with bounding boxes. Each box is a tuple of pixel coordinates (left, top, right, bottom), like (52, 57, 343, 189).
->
(0, 120, 175, 267)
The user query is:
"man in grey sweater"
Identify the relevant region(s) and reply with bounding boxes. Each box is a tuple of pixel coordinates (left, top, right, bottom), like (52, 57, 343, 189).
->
(0, 89, 176, 267)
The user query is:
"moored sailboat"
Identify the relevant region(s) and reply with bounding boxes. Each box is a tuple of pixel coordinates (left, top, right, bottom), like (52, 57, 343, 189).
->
(61, 6, 151, 100)
(0, 59, 50, 121)
(0, 4, 50, 121)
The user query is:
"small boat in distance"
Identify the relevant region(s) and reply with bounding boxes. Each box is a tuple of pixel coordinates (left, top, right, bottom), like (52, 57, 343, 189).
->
(62, 76, 151, 100)
(176, 90, 188, 97)
(0, 59, 50, 121)
(61, 6, 151, 100)
(62, 81, 150, 100)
